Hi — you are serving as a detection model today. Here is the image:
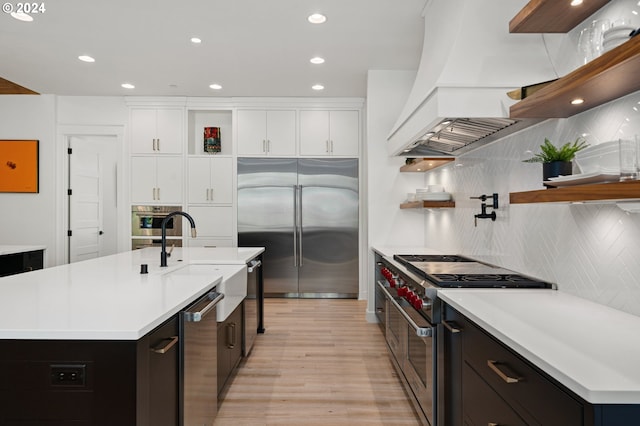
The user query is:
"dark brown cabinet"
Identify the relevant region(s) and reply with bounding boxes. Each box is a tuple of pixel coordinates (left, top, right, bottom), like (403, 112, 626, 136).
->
(439, 302, 640, 426)
(142, 316, 179, 426)
(0, 249, 44, 277)
(218, 302, 243, 397)
(0, 316, 178, 426)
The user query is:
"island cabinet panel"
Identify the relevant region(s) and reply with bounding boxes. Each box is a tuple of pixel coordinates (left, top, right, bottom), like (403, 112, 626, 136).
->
(0, 316, 179, 426)
(218, 302, 243, 397)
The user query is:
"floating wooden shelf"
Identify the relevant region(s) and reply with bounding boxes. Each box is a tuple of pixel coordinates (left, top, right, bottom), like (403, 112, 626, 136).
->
(400, 201, 455, 209)
(509, 181, 640, 204)
(400, 157, 455, 172)
(509, 0, 611, 33)
(510, 36, 640, 119)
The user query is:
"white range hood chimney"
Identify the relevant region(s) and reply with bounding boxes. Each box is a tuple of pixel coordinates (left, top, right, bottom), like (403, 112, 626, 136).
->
(388, 0, 558, 156)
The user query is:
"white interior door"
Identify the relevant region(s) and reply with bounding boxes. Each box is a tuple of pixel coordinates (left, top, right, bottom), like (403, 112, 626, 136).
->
(68, 135, 118, 263)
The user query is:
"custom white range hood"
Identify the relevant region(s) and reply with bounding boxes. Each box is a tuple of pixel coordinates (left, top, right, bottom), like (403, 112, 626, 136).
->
(387, 0, 557, 156)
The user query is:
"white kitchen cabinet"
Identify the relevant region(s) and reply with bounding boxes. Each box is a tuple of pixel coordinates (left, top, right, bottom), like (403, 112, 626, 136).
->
(187, 238, 234, 248)
(187, 157, 233, 204)
(299, 110, 359, 156)
(188, 206, 234, 238)
(131, 156, 183, 203)
(237, 110, 296, 156)
(131, 108, 183, 154)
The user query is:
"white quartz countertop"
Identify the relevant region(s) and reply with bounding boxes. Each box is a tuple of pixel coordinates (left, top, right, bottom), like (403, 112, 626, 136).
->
(0, 245, 46, 255)
(0, 247, 263, 340)
(439, 289, 640, 404)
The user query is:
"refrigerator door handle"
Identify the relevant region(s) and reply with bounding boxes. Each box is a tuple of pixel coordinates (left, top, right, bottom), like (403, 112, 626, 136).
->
(293, 185, 298, 267)
(298, 184, 303, 267)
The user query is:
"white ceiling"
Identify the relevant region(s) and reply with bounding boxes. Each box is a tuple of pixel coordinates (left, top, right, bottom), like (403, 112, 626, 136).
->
(0, 0, 425, 97)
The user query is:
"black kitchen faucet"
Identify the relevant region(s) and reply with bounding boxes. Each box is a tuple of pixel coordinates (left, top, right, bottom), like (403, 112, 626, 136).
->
(160, 211, 197, 267)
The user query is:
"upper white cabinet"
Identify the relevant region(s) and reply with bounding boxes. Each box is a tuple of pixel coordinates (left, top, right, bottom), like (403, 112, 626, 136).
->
(299, 110, 359, 156)
(131, 108, 183, 154)
(131, 156, 183, 203)
(188, 156, 233, 204)
(237, 110, 296, 156)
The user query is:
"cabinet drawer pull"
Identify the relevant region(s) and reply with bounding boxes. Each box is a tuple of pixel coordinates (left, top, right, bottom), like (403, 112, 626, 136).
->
(227, 323, 236, 349)
(489, 423, 499, 426)
(487, 360, 521, 384)
(157, 138, 160, 151)
(151, 336, 179, 354)
(442, 320, 461, 333)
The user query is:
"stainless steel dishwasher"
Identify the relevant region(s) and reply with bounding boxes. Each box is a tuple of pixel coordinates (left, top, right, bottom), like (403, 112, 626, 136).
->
(180, 289, 224, 426)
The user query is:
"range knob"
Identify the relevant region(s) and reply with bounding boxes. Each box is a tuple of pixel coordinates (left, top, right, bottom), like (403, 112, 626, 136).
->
(413, 298, 423, 309)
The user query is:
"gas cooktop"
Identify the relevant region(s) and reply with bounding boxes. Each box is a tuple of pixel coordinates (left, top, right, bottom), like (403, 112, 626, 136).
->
(393, 254, 551, 289)
(394, 254, 473, 263)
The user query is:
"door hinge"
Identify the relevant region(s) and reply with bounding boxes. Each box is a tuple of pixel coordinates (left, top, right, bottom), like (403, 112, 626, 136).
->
(67, 230, 72, 237)
(67, 148, 72, 155)
(67, 189, 72, 196)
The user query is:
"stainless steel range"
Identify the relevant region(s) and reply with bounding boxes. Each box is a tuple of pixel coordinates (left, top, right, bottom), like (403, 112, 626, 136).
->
(374, 253, 552, 426)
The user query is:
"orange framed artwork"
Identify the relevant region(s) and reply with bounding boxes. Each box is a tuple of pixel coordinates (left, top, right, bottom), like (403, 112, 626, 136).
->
(0, 140, 39, 193)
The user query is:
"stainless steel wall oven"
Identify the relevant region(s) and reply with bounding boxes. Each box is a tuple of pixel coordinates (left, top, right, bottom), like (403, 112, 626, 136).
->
(131, 205, 182, 237)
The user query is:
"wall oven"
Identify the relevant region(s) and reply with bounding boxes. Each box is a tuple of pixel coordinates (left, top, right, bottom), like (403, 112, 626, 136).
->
(132, 205, 182, 237)
(132, 238, 182, 251)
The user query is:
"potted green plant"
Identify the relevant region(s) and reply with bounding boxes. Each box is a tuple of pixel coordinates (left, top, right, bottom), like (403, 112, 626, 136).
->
(523, 137, 588, 183)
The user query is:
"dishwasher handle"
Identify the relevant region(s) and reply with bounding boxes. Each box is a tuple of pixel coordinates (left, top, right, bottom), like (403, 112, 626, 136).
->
(247, 259, 262, 273)
(183, 292, 224, 322)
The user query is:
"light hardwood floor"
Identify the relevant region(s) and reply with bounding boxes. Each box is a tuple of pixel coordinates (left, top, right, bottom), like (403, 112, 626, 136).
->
(215, 298, 421, 425)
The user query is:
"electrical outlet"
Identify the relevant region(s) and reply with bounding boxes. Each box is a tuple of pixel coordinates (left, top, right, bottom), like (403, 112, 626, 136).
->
(50, 364, 86, 387)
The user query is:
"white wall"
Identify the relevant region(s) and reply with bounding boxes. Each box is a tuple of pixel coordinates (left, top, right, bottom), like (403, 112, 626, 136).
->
(0, 95, 128, 266)
(0, 95, 57, 266)
(365, 69, 422, 318)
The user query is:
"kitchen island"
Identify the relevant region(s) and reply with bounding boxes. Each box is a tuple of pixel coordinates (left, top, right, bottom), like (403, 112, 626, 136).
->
(0, 246, 263, 426)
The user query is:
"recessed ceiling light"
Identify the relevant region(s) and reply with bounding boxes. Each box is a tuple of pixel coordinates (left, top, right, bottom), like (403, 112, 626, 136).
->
(310, 57, 325, 64)
(312, 84, 324, 91)
(570, 0, 583, 6)
(190, 37, 202, 44)
(209, 84, 222, 90)
(308, 13, 327, 24)
(78, 55, 95, 63)
(571, 98, 584, 105)
(121, 83, 135, 89)
(10, 12, 33, 22)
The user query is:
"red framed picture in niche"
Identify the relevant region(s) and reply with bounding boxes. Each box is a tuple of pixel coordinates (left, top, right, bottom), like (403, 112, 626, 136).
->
(0, 140, 39, 193)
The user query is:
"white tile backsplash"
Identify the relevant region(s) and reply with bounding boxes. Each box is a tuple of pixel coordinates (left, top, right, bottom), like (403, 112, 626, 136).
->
(424, 90, 640, 316)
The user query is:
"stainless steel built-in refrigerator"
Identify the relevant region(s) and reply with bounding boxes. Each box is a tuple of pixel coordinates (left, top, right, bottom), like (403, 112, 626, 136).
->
(238, 158, 358, 298)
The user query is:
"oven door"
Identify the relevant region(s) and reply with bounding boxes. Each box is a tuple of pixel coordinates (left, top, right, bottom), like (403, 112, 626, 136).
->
(404, 314, 435, 426)
(131, 206, 182, 237)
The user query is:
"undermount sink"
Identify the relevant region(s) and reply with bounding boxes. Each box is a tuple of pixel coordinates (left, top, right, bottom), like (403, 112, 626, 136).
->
(165, 264, 247, 321)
